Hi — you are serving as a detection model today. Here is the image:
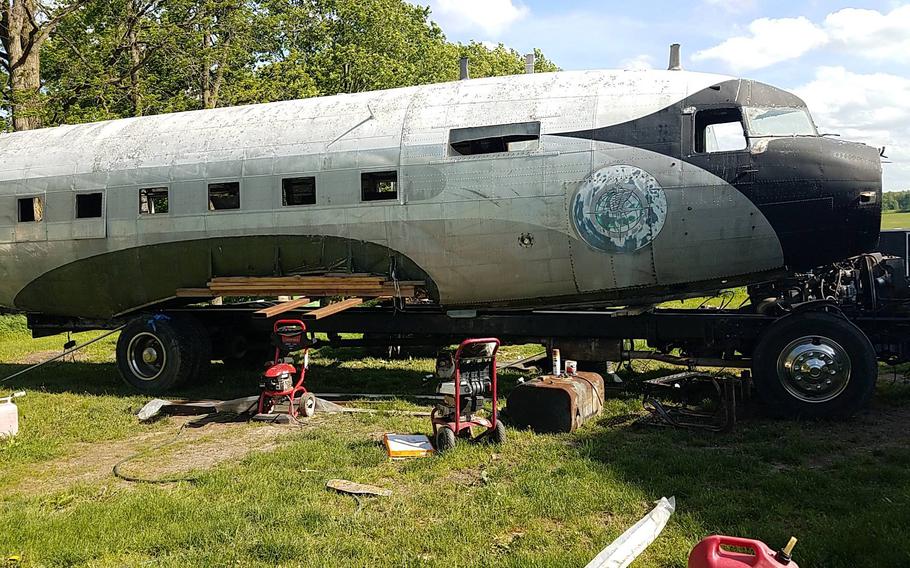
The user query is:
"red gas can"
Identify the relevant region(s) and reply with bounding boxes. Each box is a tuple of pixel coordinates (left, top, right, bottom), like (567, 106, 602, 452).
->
(688, 536, 799, 568)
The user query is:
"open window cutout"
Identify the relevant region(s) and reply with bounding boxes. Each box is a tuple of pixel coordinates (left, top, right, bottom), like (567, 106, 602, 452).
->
(208, 182, 240, 211)
(361, 171, 398, 202)
(282, 177, 316, 206)
(140, 187, 169, 215)
(76, 193, 103, 219)
(695, 108, 747, 153)
(17, 196, 43, 223)
(449, 121, 541, 156)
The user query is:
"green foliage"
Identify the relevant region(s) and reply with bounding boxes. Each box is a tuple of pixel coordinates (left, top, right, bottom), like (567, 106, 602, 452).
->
(883, 190, 910, 212)
(6, 0, 561, 127)
(0, 66, 9, 132)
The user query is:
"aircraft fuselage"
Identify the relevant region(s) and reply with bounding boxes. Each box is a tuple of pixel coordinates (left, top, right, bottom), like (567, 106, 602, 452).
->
(0, 70, 882, 319)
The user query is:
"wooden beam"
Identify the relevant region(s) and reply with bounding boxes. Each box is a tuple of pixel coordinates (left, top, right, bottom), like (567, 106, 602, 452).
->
(302, 298, 363, 320)
(254, 298, 312, 319)
(175, 288, 216, 298)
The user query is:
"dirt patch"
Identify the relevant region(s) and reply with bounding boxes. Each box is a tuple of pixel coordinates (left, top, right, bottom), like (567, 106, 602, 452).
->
(14, 350, 102, 365)
(10, 415, 329, 496)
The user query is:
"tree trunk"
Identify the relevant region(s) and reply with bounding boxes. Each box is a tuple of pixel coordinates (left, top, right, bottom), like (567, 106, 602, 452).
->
(5, 0, 44, 131)
(2, 0, 85, 131)
(201, 30, 213, 109)
(127, 10, 143, 116)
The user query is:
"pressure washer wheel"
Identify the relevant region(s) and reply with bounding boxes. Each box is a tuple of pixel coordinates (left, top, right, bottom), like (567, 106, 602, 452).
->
(435, 426, 457, 453)
(488, 420, 507, 444)
(752, 311, 877, 419)
(298, 392, 317, 418)
(116, 315, 200, 394)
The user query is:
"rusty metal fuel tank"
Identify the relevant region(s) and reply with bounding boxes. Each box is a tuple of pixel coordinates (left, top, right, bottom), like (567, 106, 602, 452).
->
(506, 372, 605, 433)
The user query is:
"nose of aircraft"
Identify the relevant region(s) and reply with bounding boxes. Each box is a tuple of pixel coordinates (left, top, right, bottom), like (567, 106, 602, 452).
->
(750, 137, 882, 270)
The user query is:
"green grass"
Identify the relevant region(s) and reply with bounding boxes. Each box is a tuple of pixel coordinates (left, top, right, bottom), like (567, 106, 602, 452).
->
(882, 211, 910, 229)
(1, 314, 910, 567)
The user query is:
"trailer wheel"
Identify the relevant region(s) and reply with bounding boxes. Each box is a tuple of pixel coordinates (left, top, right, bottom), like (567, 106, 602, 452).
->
(116, 315, 197, 394)
(176, 315, 211, 381)
(752, 311, 877, 419)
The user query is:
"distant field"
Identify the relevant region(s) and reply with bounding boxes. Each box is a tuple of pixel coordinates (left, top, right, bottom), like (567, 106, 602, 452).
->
(883, 211, 910, 230)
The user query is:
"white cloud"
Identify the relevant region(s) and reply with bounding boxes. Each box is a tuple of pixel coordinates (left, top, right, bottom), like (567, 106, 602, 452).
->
(431, 0, 529, 36)
(693, 5, 910, 71)
(824, 6, 910, 62)
(692, 17, 828, 71)
(620, 54, 654, 70)
(796, 66, 909, 190)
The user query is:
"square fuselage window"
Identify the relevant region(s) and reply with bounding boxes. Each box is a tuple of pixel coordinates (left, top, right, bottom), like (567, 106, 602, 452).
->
(282, 177, 316, 206)
(208, 182, 240, 211)
(17, 196, 43, 223)
(361, 171, 398, 202)
(140, 187, 169, 215)
(76, 193, 104, 219)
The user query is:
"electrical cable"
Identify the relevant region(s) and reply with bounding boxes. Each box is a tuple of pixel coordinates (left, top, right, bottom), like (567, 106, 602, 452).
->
(1, 325, 125, 384)
(112, 422, 199, 484)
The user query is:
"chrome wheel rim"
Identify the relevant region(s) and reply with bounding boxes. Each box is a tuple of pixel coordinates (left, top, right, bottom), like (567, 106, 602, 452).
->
(127, 332, 167, 381)
(777, 335, 851, 403)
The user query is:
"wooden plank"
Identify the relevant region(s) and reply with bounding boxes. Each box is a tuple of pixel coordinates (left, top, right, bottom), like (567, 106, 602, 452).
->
(254, 298, 312, 318)
(302, 298, 363, 320)
(209, 276, 384, 285)
(207, 290, 416, 299)
(176, 288, 216, 298)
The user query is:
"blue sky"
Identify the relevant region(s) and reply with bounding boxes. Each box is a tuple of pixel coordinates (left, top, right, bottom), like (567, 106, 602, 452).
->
(412, 0, 910, 191)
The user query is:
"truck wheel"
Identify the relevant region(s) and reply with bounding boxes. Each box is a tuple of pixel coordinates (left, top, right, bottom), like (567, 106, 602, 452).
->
(176, 315, 211, 381)
(752, 311, 877, 419)
(116, 315, 197, 394)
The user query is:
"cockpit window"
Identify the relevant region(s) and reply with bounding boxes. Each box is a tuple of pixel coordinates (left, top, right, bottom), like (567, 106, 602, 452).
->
(695, 108, 747, 153)
(743, 107, 817, 137)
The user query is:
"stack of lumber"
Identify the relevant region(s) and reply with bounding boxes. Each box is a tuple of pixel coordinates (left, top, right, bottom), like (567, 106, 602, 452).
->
(177, 275, 422, 298)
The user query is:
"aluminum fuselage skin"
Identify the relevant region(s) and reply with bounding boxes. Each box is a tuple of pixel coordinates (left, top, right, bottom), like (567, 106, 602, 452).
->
(0, 70, 882, 319)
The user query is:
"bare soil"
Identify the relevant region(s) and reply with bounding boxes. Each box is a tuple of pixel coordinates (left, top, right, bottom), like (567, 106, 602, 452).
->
(10, 415, 328, 495)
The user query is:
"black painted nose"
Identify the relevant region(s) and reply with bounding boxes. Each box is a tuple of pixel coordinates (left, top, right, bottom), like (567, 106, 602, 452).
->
(751, 138, 882, 270)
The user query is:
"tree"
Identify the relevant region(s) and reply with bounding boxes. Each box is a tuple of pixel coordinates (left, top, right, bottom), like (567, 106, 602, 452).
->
(7, 0, 562, 129)
(1, 0, 88, 130)
(457, 42, 559, 79)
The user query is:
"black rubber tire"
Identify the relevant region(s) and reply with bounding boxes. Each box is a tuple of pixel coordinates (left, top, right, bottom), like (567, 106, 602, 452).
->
(116, 315, 197, 394)
(435, 427, 457, 453)
(488, 419, 507, 444)
(299, 392, 317, 418)
(173, 315, 211, 381)
(752, 311, 877, 419)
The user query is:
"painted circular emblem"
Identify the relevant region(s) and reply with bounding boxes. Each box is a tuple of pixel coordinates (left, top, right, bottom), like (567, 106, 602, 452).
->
(571, 165, 668, 253)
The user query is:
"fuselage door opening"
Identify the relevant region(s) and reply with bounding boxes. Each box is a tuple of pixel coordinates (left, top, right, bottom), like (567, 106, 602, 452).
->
(684, 106, 755, 188)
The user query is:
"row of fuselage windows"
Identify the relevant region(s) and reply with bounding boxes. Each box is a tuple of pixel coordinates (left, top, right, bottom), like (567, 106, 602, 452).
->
(12, 122, 549, 223)
(13, 171, 399, 223)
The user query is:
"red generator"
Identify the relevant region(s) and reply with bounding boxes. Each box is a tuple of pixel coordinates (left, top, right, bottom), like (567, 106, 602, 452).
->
(256, 319, 316, 420)
(431, 338, 506, 452)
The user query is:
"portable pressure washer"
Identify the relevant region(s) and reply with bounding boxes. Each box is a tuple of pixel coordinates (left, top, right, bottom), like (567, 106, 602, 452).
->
(255, 319, 316, 420)
(431, 338, 506, 452)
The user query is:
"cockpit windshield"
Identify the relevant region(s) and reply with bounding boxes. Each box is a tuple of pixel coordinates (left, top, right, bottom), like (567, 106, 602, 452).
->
(744, 107, 817, 137)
